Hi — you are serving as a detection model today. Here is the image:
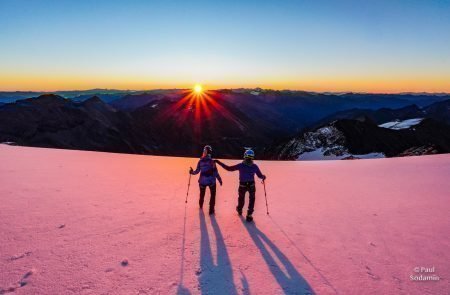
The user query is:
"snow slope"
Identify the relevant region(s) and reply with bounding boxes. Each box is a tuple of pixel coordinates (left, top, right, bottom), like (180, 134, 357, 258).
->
(1, 145, 449, 295)
(378, 118, 424, 130)
(299, 149, 385, 161)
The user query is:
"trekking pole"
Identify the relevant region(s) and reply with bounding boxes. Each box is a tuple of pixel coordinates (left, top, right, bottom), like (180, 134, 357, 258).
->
(185, 170, 192, 203)
(262, 180, 269, 215)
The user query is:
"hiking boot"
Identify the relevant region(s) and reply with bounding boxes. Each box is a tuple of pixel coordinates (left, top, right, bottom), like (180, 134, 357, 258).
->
(246, 214, 253, 222)
(236, 206, 242, 216)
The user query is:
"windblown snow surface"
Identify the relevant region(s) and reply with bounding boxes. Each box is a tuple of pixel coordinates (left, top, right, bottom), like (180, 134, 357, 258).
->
(1, 145, 449, 295)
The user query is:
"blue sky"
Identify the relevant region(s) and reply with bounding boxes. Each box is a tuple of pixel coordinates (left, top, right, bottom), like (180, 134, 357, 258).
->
(0, 0, 449, 92)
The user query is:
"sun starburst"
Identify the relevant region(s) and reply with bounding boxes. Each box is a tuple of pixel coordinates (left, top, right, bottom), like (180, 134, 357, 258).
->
(193, 84, 203, 94)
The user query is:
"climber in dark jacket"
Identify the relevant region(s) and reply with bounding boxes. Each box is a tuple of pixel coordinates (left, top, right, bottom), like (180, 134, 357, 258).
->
(190, 145, 222, 215)
(215, 149, 266, 221)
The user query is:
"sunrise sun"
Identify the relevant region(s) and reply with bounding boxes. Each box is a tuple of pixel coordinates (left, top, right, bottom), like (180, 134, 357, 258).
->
(193, 84, 203, 94)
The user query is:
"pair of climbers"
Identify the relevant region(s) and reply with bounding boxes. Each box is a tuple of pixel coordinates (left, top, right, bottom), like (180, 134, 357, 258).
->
(189, 145, 266, 222)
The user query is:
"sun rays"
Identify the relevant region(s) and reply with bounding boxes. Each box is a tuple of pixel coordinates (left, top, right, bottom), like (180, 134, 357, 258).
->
(155, 85, 244, 140)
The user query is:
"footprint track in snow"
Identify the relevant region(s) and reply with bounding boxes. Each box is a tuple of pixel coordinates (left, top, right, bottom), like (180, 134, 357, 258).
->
(9, 251, 32, 261)
(0, 269, 34, 294)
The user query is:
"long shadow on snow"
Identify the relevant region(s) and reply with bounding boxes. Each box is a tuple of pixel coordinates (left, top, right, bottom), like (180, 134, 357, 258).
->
(198, 211, 238, 295)
(177, 204, 191, 295)
(240, 217, 314, 294)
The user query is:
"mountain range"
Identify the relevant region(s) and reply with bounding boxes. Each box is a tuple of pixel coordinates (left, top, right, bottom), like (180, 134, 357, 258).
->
(0, 89, 449, 159)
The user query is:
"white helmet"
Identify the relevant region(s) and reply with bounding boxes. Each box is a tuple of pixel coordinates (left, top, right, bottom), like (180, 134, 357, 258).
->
(244, 149, 255, 159)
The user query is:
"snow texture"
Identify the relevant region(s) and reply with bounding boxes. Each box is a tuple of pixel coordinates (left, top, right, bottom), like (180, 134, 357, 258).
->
(1, 145, 449, 294)
(378, 118, 424, 130)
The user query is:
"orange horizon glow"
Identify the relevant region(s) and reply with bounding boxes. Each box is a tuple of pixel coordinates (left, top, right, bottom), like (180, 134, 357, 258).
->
(0, 74, 449, 94)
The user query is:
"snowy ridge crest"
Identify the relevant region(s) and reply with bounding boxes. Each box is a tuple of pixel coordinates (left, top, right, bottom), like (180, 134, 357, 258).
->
(280, 124, 348, 159)
(280, 123, 385, 160)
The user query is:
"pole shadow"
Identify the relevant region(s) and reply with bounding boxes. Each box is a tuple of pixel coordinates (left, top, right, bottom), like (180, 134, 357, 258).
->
(198, 211, 238, 295)
(239, 269, 251, 295)
(177, 204, 191, 295)
(240, 218, 315, 294)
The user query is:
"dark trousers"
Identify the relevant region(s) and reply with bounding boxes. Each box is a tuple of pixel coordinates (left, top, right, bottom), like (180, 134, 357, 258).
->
(199, 184, 216, 211)
(238, 181, 256, 215)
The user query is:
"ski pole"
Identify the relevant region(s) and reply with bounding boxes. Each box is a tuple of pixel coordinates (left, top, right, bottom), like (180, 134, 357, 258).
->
(185, 170, 192, 203)
(262, 180, 269, 215)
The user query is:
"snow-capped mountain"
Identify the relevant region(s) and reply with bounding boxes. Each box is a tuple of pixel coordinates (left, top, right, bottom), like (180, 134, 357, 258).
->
(277, 125, 385, 160)
(269, 99, 450, 160)
(270, 117, 450, 160)
(278, 125, 347, 159)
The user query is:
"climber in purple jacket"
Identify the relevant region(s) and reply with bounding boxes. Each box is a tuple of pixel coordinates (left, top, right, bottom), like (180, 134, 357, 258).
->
(215, 149, 266, 222)
(190, 145, 222, 215)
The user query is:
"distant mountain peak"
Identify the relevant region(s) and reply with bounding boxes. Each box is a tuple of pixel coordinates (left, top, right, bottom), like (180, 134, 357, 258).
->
(36, 93, 65, 100)
(83, 95, 104, 104)
(25, 94, 67, 106)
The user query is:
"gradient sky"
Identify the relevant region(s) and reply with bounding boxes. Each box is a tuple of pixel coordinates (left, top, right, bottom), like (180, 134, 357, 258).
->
(1, 0, 449, 92)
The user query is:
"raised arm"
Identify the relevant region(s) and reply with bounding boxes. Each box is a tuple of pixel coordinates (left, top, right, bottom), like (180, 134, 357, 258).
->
(215, 160, 240, 172)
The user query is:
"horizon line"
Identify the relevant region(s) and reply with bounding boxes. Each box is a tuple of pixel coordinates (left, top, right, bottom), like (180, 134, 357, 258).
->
(1, 87, 449, 96)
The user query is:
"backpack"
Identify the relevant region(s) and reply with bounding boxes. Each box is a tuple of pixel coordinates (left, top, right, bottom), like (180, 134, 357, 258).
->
(201, 157, 215, 177)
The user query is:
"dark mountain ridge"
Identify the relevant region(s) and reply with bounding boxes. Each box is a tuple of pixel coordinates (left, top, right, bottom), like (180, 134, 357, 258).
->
(0, 94, 278, 158)
(311, 99, 450, 129)
(1, 93, 449, 159)
(268, 110, 450, 160)
(0, 94, 156, 154)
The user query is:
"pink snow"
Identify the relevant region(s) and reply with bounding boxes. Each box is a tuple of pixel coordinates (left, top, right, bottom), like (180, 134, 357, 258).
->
(0, 145, 449, 294)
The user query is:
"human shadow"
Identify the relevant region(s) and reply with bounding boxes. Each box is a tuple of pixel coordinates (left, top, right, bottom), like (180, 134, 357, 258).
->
(240, 218, 315, 294)
(198, 211, 238, 295)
